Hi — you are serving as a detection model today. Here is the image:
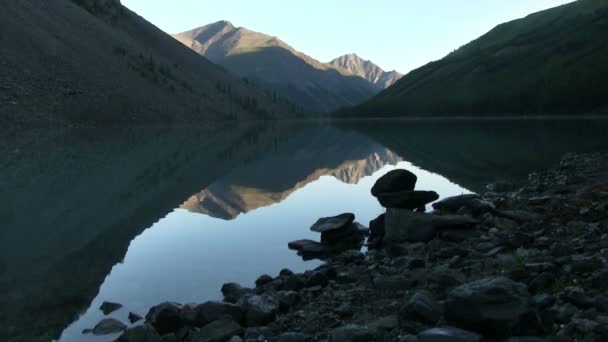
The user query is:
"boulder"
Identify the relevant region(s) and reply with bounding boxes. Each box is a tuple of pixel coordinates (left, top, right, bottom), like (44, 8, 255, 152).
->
(116, 324, 162, 342)
(92, 318, 127, 335)
(402, 290, 442, 324)
(310, 213, 355, 233)
(277, 332, 307, 342)
(417, 327, 482, 342)
(180, 301, 243, 327)
(190, 318, 242, 342)
(444, 277, 531, 337)
(99, 301, 123, 315)
(145, 302, 182, 335)
(221, 283, 254, 303)
(320, 223, 365, 248)
(384, 209, 436, 243)
(371, 169, 417, 196)
(238, 294, 279, 326)
(255, 274, 273, 287)
(376, 190, 439, 209)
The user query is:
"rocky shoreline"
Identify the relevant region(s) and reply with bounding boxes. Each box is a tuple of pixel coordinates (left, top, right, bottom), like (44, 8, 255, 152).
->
(99, 152, 607, 341)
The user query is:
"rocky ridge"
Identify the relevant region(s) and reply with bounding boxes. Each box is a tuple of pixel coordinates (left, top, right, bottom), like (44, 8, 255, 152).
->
(108, 153, 608, 341)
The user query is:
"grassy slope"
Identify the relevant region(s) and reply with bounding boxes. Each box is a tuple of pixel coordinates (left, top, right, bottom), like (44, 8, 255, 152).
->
(0, 0, 292, 126)
(346, 0, 608, 117)
(174, 22, 377, 113)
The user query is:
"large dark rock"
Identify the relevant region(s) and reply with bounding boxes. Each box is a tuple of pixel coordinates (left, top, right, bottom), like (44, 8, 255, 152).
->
(431, 215, 479, 229)
(369, 213, 385, 242)
(91, 318, 127, 335)
(402, 290, 442, 324)
(180, 301, 243, 327)
(417, 327, 482, 342)
(384, 209, 436, 242)
(145, 302, 182, 335)
(221, 283, 254, 303)
(99, 301, 123, 315)
(310, 213, 355, 233)
(444, 277, 531, 337)
(237, 294, 279, 327)
(432, 194, 481, 212)
(371, 169, 417, 197)
(189, 318, 242, 342)
(377, 190, 439, 209)
(116, 324, 162, 342)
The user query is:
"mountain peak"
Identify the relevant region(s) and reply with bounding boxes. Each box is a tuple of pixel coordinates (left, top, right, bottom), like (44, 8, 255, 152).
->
(329, 54, 402, 89)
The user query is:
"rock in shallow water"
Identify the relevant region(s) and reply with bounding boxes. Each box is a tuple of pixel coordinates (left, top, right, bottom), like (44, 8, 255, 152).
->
(310, 213, 355, 233)
(92, 318, 127, 335)
(444, 276, 531, 337)
(99, 301, 123, 315)
(371, 169, 417, 196)
(376, 190, 439, 209)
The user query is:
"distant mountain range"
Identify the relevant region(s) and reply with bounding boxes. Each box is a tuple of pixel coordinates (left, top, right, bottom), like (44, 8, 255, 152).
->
(329, 53, 402, 90)
(0, 0, 293, 125)
(174, 21, 398, 113)
(344, 0, 608, 117)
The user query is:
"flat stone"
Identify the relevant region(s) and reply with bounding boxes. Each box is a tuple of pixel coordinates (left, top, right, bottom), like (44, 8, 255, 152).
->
(417, 327, 482, 342)
(310, 213, 355, 233)
(288, 239, 327, 257)
(371, 169, 417, 196)
(377, 190, 439, 209)
(99, 301, 123, 315)
(92, 318, 127, 335)
(432, 194, 481, 212)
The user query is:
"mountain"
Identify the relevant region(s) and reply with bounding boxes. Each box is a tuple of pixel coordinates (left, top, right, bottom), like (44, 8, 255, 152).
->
(344, 0, 608, 117)
(181, 127, 401, 219)
(173, 21, 378, 113)
(329, 53, 402, 90)
(0, 0, 292, 126)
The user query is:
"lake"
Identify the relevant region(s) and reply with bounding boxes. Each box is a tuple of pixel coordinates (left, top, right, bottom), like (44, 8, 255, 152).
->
(1, 119, 608, 342)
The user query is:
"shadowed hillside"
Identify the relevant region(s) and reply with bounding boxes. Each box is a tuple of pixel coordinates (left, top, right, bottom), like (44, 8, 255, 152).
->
(0, 0, 292, 126)
(344, 0, 608, 117)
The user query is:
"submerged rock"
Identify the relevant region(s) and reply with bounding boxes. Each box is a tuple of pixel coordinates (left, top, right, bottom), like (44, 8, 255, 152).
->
(371, 169, 417, 196)
(92, 318, 127, 335)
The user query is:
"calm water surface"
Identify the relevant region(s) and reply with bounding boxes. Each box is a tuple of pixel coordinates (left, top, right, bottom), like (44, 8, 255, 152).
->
(1, 119, 608, 342)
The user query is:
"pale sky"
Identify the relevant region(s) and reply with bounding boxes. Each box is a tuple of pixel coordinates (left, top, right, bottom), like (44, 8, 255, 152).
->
(122, 0, 575, 74)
